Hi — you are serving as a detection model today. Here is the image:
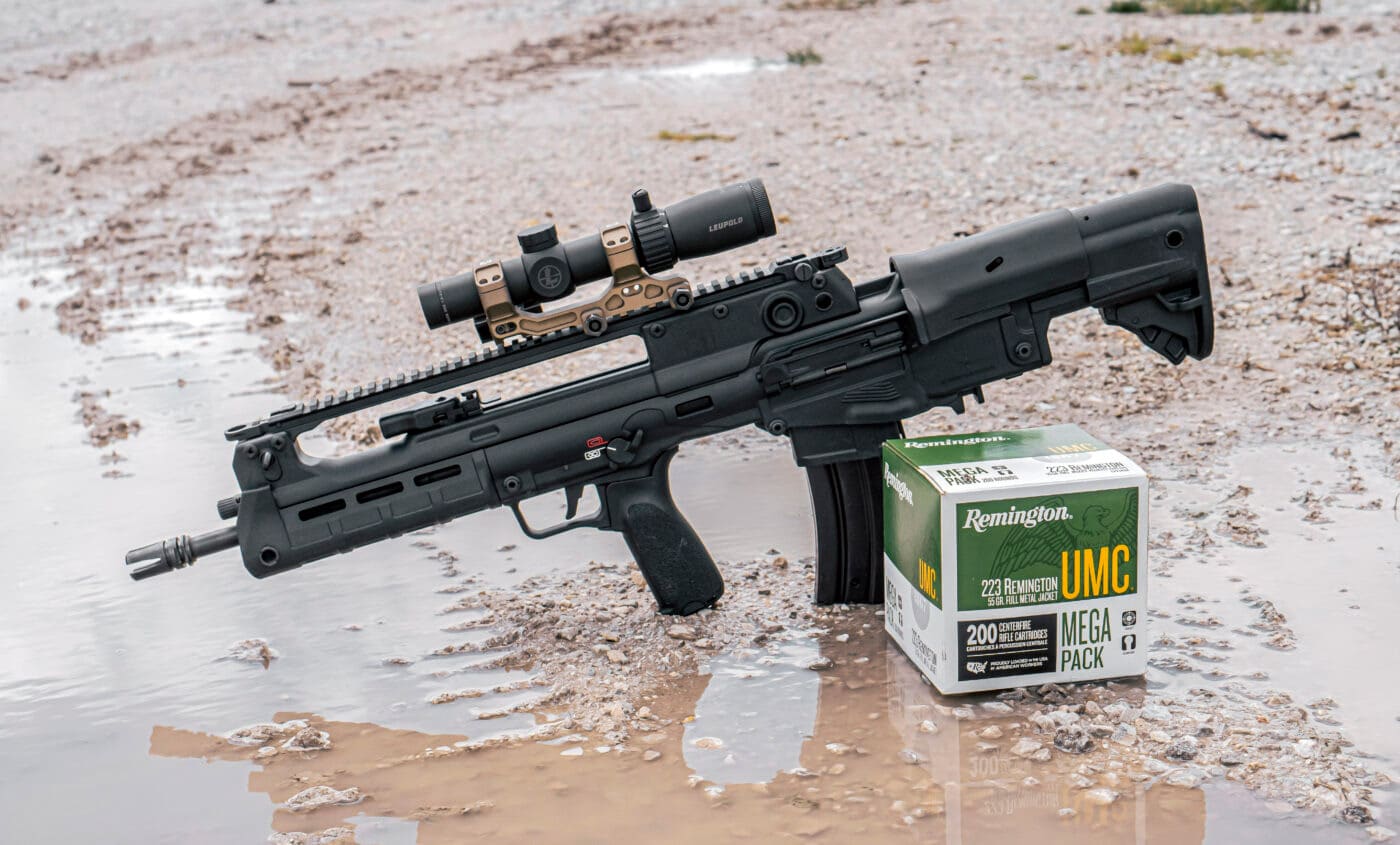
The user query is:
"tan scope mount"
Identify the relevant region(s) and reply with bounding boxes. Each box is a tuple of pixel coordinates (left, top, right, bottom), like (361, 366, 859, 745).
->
(473, 224, 693, 343)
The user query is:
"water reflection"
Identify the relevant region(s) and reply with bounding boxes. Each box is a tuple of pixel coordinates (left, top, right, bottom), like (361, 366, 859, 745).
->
(151, 620, 1362, 844)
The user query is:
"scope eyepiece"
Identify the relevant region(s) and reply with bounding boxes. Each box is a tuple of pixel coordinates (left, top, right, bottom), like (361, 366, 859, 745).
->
(417, 179, 776, 337)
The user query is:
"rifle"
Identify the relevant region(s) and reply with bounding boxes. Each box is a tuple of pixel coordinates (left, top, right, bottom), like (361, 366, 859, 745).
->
(125, 180, 1214, 615)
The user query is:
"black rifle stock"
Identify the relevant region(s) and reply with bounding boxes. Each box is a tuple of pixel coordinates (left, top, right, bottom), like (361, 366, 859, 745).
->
(126, 181, 1214, 615)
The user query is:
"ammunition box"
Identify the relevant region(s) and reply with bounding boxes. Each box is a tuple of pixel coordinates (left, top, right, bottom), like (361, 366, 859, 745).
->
(882, 424, 1148, 694)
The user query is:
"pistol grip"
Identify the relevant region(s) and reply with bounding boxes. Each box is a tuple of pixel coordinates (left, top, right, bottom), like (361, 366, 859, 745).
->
(604, 449, 723, 616)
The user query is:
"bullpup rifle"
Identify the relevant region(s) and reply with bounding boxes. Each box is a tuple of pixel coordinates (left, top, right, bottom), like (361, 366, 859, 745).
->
(126, 180, 1214, 615)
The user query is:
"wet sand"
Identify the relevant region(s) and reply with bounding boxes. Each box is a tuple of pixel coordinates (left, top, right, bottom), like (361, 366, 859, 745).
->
(2, 0, 1397, 841)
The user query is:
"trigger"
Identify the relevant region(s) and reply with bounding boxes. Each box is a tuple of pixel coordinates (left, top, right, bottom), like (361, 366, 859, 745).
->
(565, 484, 584, 520)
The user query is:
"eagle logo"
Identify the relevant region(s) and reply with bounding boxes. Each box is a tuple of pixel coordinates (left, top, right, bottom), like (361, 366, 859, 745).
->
(987, 492, 1138, 579)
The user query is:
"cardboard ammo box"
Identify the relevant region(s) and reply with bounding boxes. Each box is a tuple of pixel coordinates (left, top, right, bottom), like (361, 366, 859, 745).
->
(882, 424, 1147, 694)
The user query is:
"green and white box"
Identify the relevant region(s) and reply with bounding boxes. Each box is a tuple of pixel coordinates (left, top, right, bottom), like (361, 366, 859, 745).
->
(882, 424, 1147, 694)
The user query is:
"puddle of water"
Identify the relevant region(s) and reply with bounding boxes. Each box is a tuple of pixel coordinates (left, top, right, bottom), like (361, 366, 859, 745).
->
(142, 621, 1372, 844)
(0, 233, 813, 841)
(646, 57, 785, 79)
(2, 235, 1389, 842)
(1152, 445, 1400, 767)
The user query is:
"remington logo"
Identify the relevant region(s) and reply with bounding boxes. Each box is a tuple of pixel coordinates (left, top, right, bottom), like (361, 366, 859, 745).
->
(963, 504, 1071, 533)
(904, 435, 1010, 448)
(884, 462, 913, 506)
(708, 217, 743, 233)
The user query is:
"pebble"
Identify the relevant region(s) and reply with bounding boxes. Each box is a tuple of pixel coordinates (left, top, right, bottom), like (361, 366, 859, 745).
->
(1057, 808, 1077, 818)
(807, 656, 834, 671)
(606, 649, 628, 665)
(917, 720, 938, 735)
(977, 726, 1003, 740)
(665, 625, 696, 641)
(1367, 826, 1396, 842)
(1054, 725, 1095, 755)
(1084, 788, 1119, 806)
(642, 750, 661, 762)
(1010, 738, 1044, 758)
(1165, 736, 1199, 762)
(1342, 805, 1375, 825)
(284, 786, 363, 812)
(692, 736, 724, 750)
(555, 626, 579, 641)
(1111, 724, 1138, 746)
(1163, 767, 1208, 789)
(898, 748, 926, 765)
(1141, 705, 1172, 722)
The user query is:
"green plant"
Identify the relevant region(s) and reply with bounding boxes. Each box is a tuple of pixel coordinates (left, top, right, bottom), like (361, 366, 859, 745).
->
(786, 47, 824, 66)
(1107, 1, 1146, 12)
(1116, 33, 1152, 55)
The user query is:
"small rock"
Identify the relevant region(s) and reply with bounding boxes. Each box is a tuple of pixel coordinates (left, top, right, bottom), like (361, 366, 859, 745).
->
(282, 726, 332, 751)
(556, 626, 580, 642)
(227, 638, 279, 666)
(1366, 826, 1396, 842)
(284, 786, 363, 812)
(600, 631, 620, 643)
(461, 800, 494, 815)
(1010, 738, 1044, 758)
(693, 737, 724, 750)
(898, 748, 926, 765)
(917, 720, 939, 735)
(605, 649, 629, 664)
(1030, 748, 1052, 762)
(1341, 805, 1374, 825)
(1084, 788, 1119, 806)
(952, 707, 975, 720)
(666, 624, 697, 641)
(1058, 808, 1077, 818)
(1054, 725, 1094, 754)
(1165, 736, 1198, 761)
(1164, 767, 1207, 789)
(1142, 758, 1170, 775)
(807, 656, 834, 671)
(1111, 724, 1137, 746)
(643, 749, 662, 762)
(977, 726, 1003, 740)
(1141, 705, 1171, 722)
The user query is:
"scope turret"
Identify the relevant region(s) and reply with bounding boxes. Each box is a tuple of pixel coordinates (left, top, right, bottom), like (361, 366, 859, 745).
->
(417, 179, 775, 340)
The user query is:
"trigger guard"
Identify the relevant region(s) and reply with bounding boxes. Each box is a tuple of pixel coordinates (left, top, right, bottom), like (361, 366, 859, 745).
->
(509, 496, 608, 540)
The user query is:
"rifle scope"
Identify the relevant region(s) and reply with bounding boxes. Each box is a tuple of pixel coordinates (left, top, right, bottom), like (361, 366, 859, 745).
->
(417, 179, 776, 332)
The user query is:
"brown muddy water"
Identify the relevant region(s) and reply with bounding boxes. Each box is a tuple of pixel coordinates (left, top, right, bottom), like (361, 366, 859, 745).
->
(1, 247, 1395, 842)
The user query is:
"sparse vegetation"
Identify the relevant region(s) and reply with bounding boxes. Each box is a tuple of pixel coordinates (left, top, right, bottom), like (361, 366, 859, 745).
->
(1116, 33, 1153, 56)
(655, 130, 736, 143)
(1115, 33, 1288, 64)
(1208, 80, 1228, 99)
(786, 47, 823, 66)
(1166, 0, 1318, 11)
(1316, 259, 1400, 348)
(1075, 5, 1095, 13)
(781, 0, 877, 10)
(1106, 0, 1316, 11)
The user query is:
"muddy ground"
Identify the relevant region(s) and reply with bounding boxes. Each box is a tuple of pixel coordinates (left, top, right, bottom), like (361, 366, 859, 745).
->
(2, 0, 1397, 842)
